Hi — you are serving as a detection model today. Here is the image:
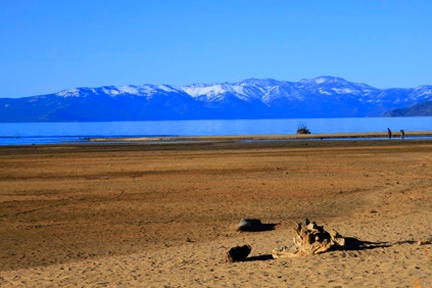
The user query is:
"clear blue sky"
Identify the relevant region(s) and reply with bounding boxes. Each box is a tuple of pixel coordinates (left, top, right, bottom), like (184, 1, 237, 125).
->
(1, 0, 432, 98)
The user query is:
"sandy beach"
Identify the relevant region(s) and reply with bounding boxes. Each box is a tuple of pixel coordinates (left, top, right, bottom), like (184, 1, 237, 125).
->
(0, 138, 431, 287)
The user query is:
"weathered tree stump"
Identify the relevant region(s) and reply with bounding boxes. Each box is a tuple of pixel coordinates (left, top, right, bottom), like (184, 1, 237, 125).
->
(225, 245, 252, 262)
(272, 219, 346, 258)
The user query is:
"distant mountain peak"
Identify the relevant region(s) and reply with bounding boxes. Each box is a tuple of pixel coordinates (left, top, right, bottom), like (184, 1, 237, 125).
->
(299, 76, 377, 91)
(56, 88, 81, 97)
(299, 75, 349, 85)
(238, 78, 281, 87)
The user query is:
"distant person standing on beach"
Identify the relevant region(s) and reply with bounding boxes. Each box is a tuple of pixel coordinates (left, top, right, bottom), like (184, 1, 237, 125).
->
(387, 128, 392, 139)
(400, 129, 405, 139)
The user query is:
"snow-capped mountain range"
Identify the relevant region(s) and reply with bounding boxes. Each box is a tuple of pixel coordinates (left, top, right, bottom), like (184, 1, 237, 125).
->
(1, 76, 432, 122)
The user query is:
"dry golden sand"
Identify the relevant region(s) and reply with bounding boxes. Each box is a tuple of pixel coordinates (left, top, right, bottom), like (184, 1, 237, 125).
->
(0, 138, 431, 287)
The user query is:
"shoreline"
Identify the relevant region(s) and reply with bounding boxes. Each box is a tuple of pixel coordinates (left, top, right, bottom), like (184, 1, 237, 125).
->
(2, 132, 432, 153)
(89, 130, 432, 143)
(2, 130, 432, 147)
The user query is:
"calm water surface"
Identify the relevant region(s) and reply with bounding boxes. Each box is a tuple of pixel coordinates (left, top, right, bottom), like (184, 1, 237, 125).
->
(0, 117, 431, 146)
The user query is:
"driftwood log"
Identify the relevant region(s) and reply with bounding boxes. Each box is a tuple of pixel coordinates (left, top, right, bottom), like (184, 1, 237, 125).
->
(272, 219, 346, 258)
(272, 218, 427, 258)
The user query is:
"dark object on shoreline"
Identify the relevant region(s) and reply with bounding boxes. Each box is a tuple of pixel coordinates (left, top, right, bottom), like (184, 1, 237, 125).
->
(297, 123, 311, 134)
(237, 218, 277, 232)
(225, 245, 252, 262)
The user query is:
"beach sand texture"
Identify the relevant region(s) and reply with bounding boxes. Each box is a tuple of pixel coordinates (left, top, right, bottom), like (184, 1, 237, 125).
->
(0, 139, 431, 287)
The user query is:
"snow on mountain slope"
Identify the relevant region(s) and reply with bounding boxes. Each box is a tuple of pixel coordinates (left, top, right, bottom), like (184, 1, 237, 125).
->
(181, 83, 249, 100)
(56, 89, 81, 97)
(3, 76, 431, 122)
(52, 76, 432, 106)
(182, 78, 306, 103)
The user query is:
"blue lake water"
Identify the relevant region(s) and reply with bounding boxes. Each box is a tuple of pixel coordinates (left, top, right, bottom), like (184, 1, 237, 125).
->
(0, 117, 431, 146)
